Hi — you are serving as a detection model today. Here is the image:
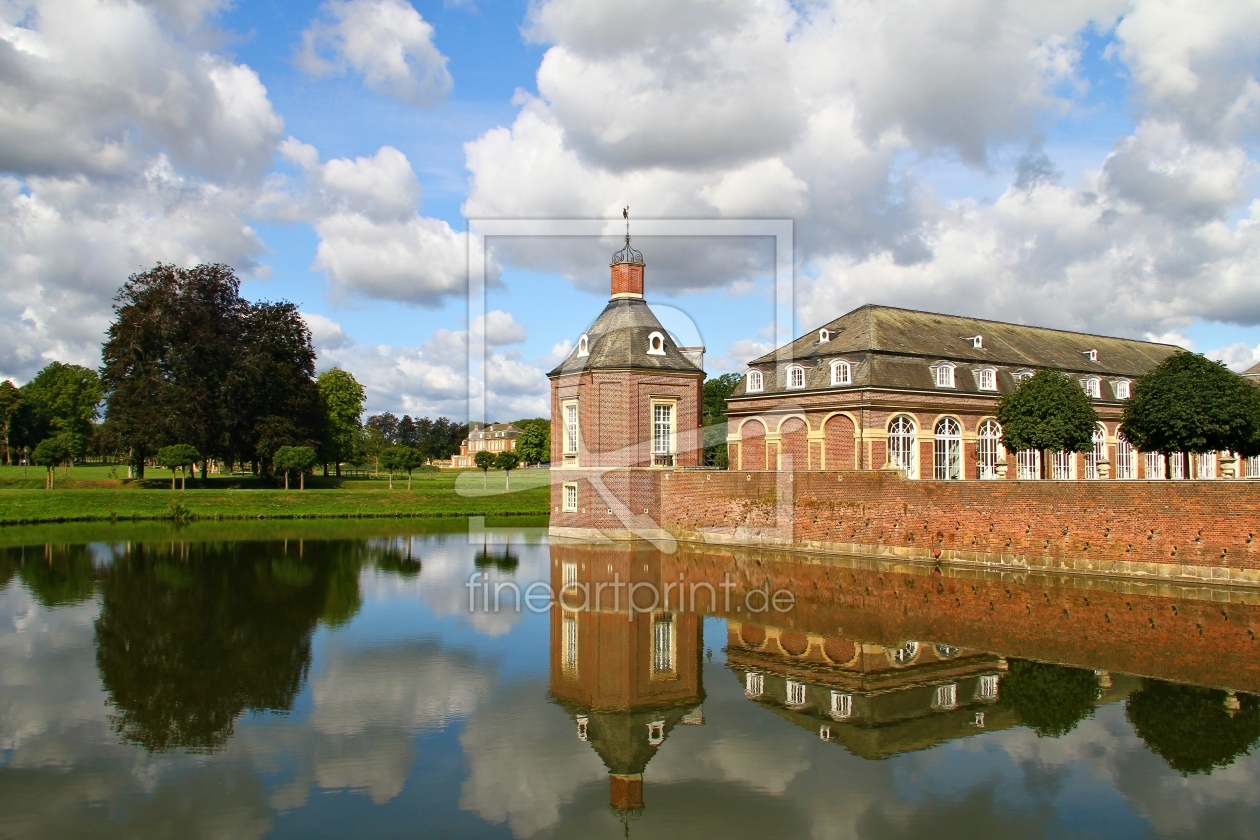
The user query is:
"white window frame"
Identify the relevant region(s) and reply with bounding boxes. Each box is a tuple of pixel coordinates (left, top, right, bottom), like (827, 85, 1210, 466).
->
(562, 400, 579, 459)
(830, 691, 853, 720)
(970, 335, 984, 349)
(786, 680, 807, 707)
(1145, 452, 1165, 480)
(977, 367, 997, 391)
(887, 415, 918, 479)
(650, 399, 676, 466)
(978, 674, 999, 700)
(1083, 349, 1099, 362)
(892, 641, 919, 665)
(934, 683, 958, 710)
(1017, 449, 1042, 480)
(1116, 435, 1136, 479)
(786, 364, 806, 389)
(1082, 377, 1101, 399)
(746, 369, 763, 393)
(818, 328, 830, 342)
(647, 330, 666, 356)
(933, 363, 956, 388)
(563, 611, 579, 674)
(576, 334, 589, 357)
(1114, 379, 1130, 400)
(562, 482, 578, 512)
(1197, 451, 1216, 479)
(647, 720, 665, 746)
(1085, 425, 1106, 480)
(745, 672, 764, 697)
(1169, 453, 1187, 480)
(1246, 454, 1260, 478)
(977, 419, 1001, 479)
(830, 359, 851, 386)
(563, 562, 578, 589)
(1052, 449, 1074, 480)
(651, 613, 676, 675)
(934, 417, 963, 480)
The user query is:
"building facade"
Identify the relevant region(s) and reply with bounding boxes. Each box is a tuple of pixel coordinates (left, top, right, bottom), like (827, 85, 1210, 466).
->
(451, 422, 522, 468)
(726, 304, 1257, 480)
(548, 228, 705, 521)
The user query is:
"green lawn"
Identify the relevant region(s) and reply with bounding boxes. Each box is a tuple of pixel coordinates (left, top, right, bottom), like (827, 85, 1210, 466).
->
(0, 465, 553, 525)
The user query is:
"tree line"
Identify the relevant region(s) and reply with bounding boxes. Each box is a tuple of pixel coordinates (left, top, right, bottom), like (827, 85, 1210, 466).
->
(0, 263, 471, 485)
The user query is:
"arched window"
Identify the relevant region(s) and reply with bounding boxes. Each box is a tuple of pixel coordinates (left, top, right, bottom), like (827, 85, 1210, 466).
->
(977, 367, 997, 391)
(1114, 379, 1130, 400)
(576, 334, 589, 356)
(934, 417, 962, 480)
(1085, 425, 1106, 479)
(1116, 434, 1135, 479)
(977, 419, 1001, 479)
(647, 331, 666, 356)
(1081, 377, 1101, 398)
(830, 360, 851, 386)
(746, 369, 763, 392)
(786, 365, 805, 389)
(933, 363, 956, 388)
(888, 415, 918, 478)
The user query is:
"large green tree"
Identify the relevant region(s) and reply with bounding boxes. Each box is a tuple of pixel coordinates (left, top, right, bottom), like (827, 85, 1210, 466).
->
(317, 368, 365, 476)
(516, 423, 550, 465)
(1126, 680, 1260, 775)
(14, 362, 103, 464)
(999, 659, 1100, 738)
(0, 380, 20, 465)
(273, 445, 317, 490)
(156, 444, 201, 490)
(996, 369, 1099, 477)
(1120, 352, 1260, 471)
(703, 373, 743, 468)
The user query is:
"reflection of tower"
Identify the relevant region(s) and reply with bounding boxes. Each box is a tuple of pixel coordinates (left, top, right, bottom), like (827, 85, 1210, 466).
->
(548, 543, 705, 815)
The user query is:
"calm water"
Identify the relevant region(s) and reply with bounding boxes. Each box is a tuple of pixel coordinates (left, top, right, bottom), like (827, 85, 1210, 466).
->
(0, 522, 1257, 839)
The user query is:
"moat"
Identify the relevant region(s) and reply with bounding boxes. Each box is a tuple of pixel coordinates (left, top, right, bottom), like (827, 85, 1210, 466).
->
(1, 521, 1257, 839)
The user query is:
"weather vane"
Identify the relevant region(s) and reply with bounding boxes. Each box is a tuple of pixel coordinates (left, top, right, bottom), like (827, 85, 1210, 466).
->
(611, 205, 643, 264)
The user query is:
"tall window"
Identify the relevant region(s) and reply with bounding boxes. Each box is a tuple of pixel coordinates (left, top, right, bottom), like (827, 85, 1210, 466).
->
(562, 612, 578, 673)
(888, 416, 918, 478)
(1114, 380, 1130, 399)
(564, 403, 579, 455)
(747, 370, 763, 392)
(830, 691, 853, 720)
(934, 684, 958, 710)
(652, 614, 675, 674)
(1169, 453, 1187, 480)
(831, 360, 851, 386)
(563, 483, 578, 511)
(934, 417, 962, 480)
(787, 365, 805, 389)
(977, 368, 997, 391)
(1082, 377, 1101, 398)
(978, 675, 999, 700)
(745, 672, 764, 697)
(1017, 449, 1042, 480)
(786, 680, 807, 707)
(1085, 425, 1106, 480)
(652, 403, 674, 454)
(563, 562, 577, 589)
(934, 363, 956, 388)
(1116, 435, 1135, 479)
(1247, 454, 1260, 478)
(977, 419, 1001, 479)
(1053, 450, 1073, 480)
(1145, 452, 1165, 480)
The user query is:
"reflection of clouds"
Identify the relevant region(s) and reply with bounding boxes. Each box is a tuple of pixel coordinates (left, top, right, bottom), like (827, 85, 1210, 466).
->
(459, 680, 606, 838)
(359, 535, 551, 637)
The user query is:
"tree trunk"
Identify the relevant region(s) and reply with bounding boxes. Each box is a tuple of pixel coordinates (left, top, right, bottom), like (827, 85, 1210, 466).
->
(335, 462, 342, 477)
(407, 471, 412, 491)
(388, 472, 393, 490)
(505, 470, 510, 490)
(300, 470, 305, 490)
(47, 466, 53, 490)
(172, 470, 176, 490)
(181, 470, 186, 491)
(482, 470, 487, 489)
(200, 459, 207, 481)
(284, 470, 289, 490)
(323, 463, 329, 477)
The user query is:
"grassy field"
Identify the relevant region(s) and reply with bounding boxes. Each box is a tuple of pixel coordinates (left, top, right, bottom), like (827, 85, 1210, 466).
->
(0, 464, 553, 525)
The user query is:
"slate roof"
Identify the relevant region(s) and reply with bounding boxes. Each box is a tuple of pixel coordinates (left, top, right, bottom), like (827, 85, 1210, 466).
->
(1244, 361, 1260, 380)
(548, 297, 703, 377)
(735, 304, 1183, 400)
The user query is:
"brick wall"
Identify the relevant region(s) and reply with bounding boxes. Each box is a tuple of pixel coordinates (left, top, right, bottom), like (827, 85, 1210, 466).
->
(652, 470, 1260, 583)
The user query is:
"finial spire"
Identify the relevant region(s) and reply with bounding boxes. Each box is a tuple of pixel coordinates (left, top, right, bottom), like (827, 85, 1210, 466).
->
(611, 206, 643, 265)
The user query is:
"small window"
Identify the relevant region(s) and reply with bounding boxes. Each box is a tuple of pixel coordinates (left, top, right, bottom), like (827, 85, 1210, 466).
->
(745, 672, 764, 697)
(562, 483, 577, 511)
(1114, 379, 1130, 399)
(830, 691, 853, 720)
(819, 328, 830, 342)
(746, 370, 763, 393)
(1081, 377, 1101, 398)
(934, 683, 958, 710)
(786, 680, 807, 707)
(1083, 349, 1099, 362)
(977, 368, 997, 391)
(819, 725, 831, 741)
(647, 331, 666, 356)
(892, 641, 919, 665)
(1013, 369, 1034, 384)
(978, 674, 999, 700)
(576, 334, 589, 357)
(933, 363, 955, 388)
(787, 365, 805, 389)
(831, 360, 851, 386)
(969, 335, 983, 349)
(576, 714, 588, 740)
(647, 720, 665, 746)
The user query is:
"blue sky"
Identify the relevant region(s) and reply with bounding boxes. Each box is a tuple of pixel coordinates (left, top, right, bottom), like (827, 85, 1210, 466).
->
(1, 0, 1258, 420)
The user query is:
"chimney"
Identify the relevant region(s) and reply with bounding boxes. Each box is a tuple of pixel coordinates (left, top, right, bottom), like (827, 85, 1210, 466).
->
(611, 206, 645, 300)
(609, 773, 644, 812)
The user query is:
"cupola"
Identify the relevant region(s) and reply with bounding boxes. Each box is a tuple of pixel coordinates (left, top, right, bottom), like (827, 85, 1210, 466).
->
(610, 206, 645, 299)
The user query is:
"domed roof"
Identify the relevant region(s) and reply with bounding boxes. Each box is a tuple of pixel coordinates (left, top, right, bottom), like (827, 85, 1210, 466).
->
(548, 298, 702, 377)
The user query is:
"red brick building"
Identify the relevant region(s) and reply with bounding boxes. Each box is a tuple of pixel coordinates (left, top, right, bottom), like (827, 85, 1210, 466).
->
(451, 422, 521, 468)
(548, 228, 705, 521)
(726, 305, 1257, 481)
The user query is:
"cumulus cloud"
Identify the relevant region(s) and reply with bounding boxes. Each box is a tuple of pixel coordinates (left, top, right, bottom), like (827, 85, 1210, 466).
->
(297, 0, 453, 105)
(1208, 341, 1260, 371)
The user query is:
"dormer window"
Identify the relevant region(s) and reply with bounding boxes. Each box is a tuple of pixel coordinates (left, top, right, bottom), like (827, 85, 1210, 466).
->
(1114, 379, 1131, 400)
(1081, 377, 1101, 398)
(786, 365, 806, 389)
(746, 370, 763, 393)
(576, 334, 589, 357)
(830, 360, 851, 386)
(968, 335, 983, 349)
(647, 331, 666, 356)
(933, 362, 956, 388)
(819, 328, 830, 343)
(976, 367, 997, 391)
(1082, 349, 1098, 362)
(1013, 369, 1033, 384)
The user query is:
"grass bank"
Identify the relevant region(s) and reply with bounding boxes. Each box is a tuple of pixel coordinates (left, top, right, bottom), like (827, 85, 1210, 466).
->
(0, 466, 553, 525)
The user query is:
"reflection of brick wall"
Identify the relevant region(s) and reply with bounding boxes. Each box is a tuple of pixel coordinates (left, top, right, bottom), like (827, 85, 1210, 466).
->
(653, 470, 1260, 581)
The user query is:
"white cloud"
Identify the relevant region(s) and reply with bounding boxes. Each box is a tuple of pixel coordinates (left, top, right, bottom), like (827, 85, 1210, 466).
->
(302, 312, 355, 353)
(297, 0, 452, 105)
(1207, 341, 1260, 371)
(473, 310, 528, 346)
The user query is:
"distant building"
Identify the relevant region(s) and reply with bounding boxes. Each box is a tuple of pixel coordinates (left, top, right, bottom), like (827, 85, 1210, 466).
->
(451, 422, 521, 468)
(1245, 361, 1260, 384)
(726, 304, 1257, 480)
